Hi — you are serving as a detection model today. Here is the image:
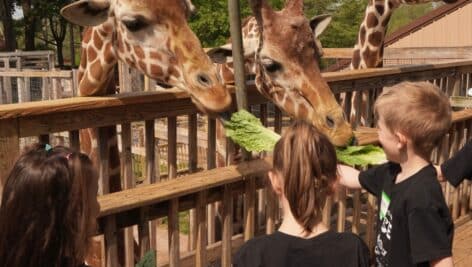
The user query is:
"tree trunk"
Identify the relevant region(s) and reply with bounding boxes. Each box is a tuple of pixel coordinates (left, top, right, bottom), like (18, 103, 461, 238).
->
(69, 24, 75, 68)
(21, 0, 36, 51)
(0, 0, 17, 51)
(57, 40, 64, 67)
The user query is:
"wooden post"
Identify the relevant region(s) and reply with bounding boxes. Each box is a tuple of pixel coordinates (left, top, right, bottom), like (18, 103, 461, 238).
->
(0, 119, 20, 193)
(3, 59, 12, 103)
(167, 116, 179, 266)
(122, 123, 136, 267)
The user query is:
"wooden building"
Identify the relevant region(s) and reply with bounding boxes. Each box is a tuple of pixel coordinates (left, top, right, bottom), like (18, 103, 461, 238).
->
(385, 0, 472, 65)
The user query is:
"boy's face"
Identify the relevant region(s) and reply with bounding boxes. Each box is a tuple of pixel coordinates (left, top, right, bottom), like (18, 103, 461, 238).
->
(377, 116, 403, 163)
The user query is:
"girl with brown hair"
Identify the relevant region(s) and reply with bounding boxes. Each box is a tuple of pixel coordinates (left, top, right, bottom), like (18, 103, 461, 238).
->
(0, 144, 100, 267)
(233, 121, 369, 267)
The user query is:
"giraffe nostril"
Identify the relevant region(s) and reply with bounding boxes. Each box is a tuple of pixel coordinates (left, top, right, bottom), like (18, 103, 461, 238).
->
(197, 74, 212, 87)
(326, 116, 335, 128)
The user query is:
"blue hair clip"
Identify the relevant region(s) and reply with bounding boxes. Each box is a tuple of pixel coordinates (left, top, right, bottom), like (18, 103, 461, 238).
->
(45, 144, 52, 152)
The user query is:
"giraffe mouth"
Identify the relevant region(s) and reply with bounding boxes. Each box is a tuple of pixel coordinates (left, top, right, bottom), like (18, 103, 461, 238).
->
(155, 80, 173, 89)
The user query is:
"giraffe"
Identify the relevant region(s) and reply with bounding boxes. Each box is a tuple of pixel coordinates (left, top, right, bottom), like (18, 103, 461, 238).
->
(209, 0, 353, 150)
(207, 13, 333, 166)
(348, 0, 458, 124)
(60, 0, 231, 265)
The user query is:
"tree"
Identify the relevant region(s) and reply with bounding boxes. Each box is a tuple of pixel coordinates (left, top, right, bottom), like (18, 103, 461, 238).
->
(0, 0, 17, 51)
(19, 0, 38, 50)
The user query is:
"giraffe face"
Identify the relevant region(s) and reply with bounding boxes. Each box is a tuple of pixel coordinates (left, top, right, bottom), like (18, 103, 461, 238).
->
(207, 14, 331, 84)
(251, 0, 353, 147)
(61, 0, 231, 114)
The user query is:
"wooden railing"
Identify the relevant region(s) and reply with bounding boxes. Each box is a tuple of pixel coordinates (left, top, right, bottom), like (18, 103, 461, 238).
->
(1, 60, 472, 267)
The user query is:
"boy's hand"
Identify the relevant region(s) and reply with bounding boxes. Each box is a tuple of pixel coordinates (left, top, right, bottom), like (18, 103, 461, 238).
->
(337, 164, 362, 189)
(434, 164, 445, 182)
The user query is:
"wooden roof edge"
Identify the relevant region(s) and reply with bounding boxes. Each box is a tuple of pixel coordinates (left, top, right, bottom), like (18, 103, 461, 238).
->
(385, 0, 471, 46)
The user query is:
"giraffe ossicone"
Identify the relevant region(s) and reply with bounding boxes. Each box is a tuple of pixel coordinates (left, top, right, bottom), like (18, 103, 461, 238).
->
(61, 0, 231, 114)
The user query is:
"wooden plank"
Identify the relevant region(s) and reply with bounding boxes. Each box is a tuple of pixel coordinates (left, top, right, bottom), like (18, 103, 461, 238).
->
(168, 117, 177, 179)
(352, 190, 361, 234)
(168, 198, 180, 267)
(322, 48, 353, 59)
(188, 114, 198, 251)
(221, 185, 233, 267)
(244, 177, 255, 241)
(450, 96, 472, 108)
(69, 130, 80, 151)
(167, 116, 179, 267)
(161, 234, 245, 267)
(145, 120, 156, 184)
(121, 123, 135, 267)
(98, 127, 110, 195)
(195, 191, 208, 267)
(0, 70, 72, 78)
(0, 119, 19, 188)
(366, 194, 376, 250)
(104, 215, 119, 267)
(336, 188, 346, 232)
(98, 158, 271, 217)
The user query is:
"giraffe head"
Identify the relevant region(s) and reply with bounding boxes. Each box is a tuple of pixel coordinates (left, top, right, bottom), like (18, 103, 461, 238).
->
(207, 14, 332, 84)
(61, 0, 231, 114)
(248, 0, 353, 146)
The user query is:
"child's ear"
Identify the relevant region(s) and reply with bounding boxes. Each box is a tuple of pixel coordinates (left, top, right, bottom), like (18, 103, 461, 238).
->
(395, 131, 408, 149)
(268, 171, 283, 196)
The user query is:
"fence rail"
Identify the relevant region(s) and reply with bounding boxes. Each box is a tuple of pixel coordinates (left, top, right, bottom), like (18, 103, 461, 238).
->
(1, 60, 472, 267)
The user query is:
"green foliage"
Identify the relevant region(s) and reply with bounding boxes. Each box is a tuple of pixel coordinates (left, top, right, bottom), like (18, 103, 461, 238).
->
(320, 0, 368, 48)
(387, 3, 435, 35)
(135, 250, 156, 267)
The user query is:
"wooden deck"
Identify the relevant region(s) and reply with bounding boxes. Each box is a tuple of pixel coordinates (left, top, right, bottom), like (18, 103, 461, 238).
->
(454, 219, 472, 266)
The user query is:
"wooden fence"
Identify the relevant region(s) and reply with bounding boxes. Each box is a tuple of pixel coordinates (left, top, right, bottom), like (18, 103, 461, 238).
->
(0, 50, 77, 103)
(0, 60, 472, 267)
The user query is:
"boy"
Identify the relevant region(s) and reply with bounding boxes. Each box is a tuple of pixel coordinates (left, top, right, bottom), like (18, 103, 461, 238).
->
(338, 81, 454, 267)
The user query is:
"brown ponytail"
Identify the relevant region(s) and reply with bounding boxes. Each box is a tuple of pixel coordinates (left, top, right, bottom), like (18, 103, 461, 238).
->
(272, 120, 337, 235)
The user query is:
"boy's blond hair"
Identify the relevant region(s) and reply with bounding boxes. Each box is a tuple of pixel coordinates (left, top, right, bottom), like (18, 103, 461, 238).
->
(374, 81, 451, 158)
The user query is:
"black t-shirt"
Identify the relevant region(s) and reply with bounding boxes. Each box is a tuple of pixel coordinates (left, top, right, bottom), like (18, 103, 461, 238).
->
(233, 230, 370, 267)
(441, 140, 472, 187)
(359, 163, 453, 267)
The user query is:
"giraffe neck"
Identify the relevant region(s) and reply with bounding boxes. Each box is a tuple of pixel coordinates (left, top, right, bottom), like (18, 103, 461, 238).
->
(350, 0, 400, 69)
(351, 0, 449, 69)
(78, 19, 117, 96)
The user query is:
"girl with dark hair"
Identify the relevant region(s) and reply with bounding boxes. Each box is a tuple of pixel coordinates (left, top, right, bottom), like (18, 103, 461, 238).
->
(233, 121, 369, 267)
(0, 144, 100, 267)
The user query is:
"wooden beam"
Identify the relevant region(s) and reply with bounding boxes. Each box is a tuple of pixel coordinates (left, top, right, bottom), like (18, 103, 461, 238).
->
(98, 158, 272, 217)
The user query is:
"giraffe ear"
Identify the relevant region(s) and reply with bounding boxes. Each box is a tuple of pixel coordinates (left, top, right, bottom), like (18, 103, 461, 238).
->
(207, 42, 257, 64)
(183, 0, 196, 17)
(207, 44, 233, 64)
(61, 0, 110, 27)
(310, 14, 332, 38)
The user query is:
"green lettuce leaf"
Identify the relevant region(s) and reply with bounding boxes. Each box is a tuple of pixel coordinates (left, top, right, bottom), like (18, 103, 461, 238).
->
(223, 109, 280, 152)
(335, 145, 386, 167)
(222, 109, 386, 166)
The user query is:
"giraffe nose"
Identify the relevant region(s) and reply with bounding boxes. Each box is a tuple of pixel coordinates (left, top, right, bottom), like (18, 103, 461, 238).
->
(196, 73, 212, 87)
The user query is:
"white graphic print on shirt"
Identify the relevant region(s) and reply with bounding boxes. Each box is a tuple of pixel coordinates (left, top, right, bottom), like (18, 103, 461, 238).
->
(375, 191, 392, 267)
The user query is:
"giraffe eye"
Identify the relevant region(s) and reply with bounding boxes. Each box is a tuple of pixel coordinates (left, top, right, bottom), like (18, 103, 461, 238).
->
(123, 18, 148, 32)
(261, 58, 282, 73)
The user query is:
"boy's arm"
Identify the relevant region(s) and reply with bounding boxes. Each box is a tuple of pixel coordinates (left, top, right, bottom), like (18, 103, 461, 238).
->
(430, 256, 453, 267)
(337, 164, 362, 189)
